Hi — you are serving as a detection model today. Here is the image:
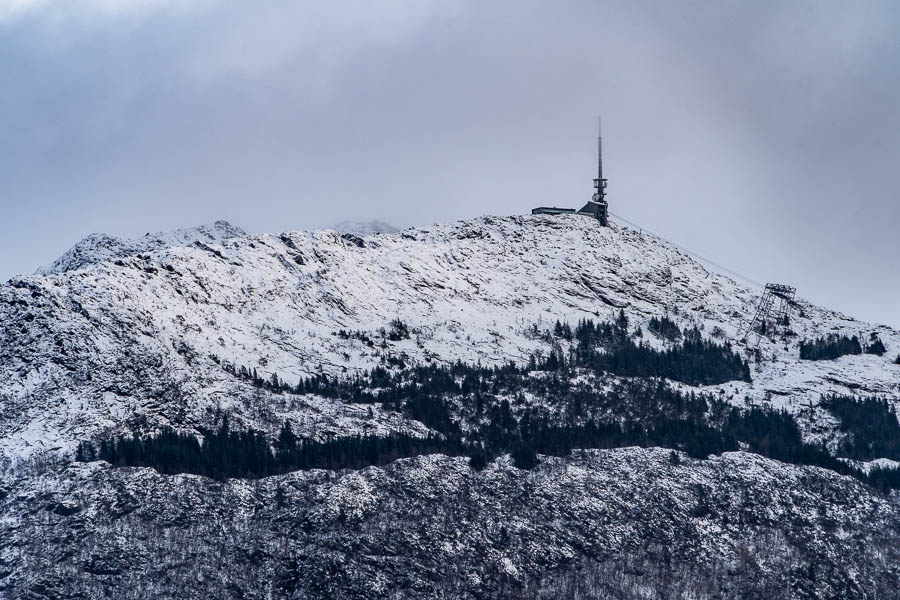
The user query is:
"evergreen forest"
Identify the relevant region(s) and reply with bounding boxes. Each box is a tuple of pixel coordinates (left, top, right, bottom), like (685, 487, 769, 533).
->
(78, 316, 900, 491)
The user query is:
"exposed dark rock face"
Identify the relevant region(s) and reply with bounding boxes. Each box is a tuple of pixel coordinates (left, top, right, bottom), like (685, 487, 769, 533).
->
(2, 449, 898, 599)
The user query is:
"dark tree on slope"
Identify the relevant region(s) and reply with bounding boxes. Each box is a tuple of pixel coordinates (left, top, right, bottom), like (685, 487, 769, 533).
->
(387, 318, 410, 341)
(865, 335, 887, 356)
(553, 320, 573, 340)
(648, 316, 682, 342)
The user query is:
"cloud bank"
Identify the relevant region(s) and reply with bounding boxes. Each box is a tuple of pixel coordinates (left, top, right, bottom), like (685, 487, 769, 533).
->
(1, 1, 899, 326)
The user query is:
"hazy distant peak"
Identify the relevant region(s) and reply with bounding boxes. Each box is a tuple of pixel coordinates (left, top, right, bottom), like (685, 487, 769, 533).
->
(329, 220, 400, 235)
(149, 220, 247, 246)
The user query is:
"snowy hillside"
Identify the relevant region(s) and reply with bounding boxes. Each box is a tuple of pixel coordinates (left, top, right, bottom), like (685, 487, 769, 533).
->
(2, 212, 900, 599)
(1, 214, 898, 458)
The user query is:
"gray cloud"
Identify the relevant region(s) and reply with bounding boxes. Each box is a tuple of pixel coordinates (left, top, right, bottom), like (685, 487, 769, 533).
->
(1, 0, 899, 326)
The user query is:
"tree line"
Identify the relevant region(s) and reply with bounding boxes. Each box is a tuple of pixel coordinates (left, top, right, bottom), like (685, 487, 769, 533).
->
(821, 395, 900, 461)
(543, 314, 751, 386)
(799, 333, 887, 361)
(78, 393, 900, 490)
(76, 416, 459, 480)
(222, 314, 751, 406)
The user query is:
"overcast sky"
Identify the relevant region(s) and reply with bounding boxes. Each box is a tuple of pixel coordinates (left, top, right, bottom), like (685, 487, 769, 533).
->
(1, 1, 899, 326)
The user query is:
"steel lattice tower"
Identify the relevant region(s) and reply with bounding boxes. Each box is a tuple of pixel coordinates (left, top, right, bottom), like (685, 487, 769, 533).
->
(742, 283, 796, 347)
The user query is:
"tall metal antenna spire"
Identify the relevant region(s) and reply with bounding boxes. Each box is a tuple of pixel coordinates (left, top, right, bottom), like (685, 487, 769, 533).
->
(598, 116, 603, 183)
(592, 116, 609, 225)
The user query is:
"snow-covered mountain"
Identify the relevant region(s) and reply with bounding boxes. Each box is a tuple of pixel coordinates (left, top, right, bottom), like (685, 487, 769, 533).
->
(2, 214, 898, 458)
(1, 213, 899, 598)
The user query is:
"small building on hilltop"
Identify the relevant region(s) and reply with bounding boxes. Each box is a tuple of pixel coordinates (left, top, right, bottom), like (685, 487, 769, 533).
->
(533, 120, 609, 226)
(532, 206, 577, 216)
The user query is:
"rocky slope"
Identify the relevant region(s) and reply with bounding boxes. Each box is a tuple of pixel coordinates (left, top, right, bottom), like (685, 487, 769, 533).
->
(1, 213, 899, 598)
(36, 220, 247, 276)
(2, 449, 898, 599)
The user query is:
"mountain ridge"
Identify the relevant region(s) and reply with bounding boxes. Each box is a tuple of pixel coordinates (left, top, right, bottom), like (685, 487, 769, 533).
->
(2, 214, 897, 459)
(36, 219, 248, 275)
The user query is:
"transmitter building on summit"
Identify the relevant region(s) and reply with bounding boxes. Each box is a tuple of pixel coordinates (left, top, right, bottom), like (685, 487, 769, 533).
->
(533, 121, 609, 226)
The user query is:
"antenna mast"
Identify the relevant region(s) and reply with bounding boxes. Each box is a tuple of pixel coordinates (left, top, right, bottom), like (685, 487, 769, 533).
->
(592, 117, 609, 225)
(598, 117, 603, 190)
